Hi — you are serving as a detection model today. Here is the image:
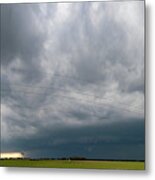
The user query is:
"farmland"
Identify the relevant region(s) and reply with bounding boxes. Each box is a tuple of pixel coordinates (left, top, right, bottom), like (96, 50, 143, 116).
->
(0, 159, 145, 170)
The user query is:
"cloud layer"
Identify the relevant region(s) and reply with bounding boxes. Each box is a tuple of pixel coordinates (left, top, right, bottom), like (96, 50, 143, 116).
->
(1, 1, 144, 160)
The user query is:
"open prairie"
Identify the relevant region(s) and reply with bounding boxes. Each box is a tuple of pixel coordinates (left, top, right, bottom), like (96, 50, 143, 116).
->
(0, 160, 144, 170)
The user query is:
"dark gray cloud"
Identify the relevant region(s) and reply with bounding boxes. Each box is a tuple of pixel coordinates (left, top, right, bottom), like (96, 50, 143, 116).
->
(1, 4, 48, 83)
(1, 119, 144, 160)
(1, 1, 144, 160)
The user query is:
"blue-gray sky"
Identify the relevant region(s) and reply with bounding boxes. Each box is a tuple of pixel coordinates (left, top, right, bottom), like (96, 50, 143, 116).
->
(1, 1, 144, 160)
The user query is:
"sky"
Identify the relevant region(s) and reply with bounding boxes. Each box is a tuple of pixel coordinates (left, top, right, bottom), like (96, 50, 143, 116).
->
(1, 1, 145, 160)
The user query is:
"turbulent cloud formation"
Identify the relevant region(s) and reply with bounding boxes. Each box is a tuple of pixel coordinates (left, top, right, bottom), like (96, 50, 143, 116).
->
(1, 1, 144, 160)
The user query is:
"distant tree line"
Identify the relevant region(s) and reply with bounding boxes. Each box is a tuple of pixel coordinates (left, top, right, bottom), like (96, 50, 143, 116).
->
(0, 157, 144, 162)
(58, 156, 87, 160)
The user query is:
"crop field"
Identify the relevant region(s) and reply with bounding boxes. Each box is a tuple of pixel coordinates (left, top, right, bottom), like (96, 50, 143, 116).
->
(0, 159, 145, 170)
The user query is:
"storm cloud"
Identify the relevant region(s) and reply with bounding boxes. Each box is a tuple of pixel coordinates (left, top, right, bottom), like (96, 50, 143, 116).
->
(1, 1, 144, 160)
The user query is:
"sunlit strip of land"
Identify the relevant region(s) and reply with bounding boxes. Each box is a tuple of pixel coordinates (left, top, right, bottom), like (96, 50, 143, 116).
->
(0, 152, 24, 159)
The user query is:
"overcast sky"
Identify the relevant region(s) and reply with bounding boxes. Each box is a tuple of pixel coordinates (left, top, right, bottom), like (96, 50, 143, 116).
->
(1, 1, 144, 160)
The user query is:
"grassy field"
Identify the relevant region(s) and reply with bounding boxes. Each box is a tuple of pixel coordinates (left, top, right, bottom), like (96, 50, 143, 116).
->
(0, 159, 145, 170)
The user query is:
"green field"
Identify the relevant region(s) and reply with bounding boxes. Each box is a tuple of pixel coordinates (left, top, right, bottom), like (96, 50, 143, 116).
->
(0, 159, 145, 170)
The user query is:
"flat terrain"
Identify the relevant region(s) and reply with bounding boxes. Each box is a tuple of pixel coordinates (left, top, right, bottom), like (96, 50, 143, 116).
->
(0, 159, 144, 170)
